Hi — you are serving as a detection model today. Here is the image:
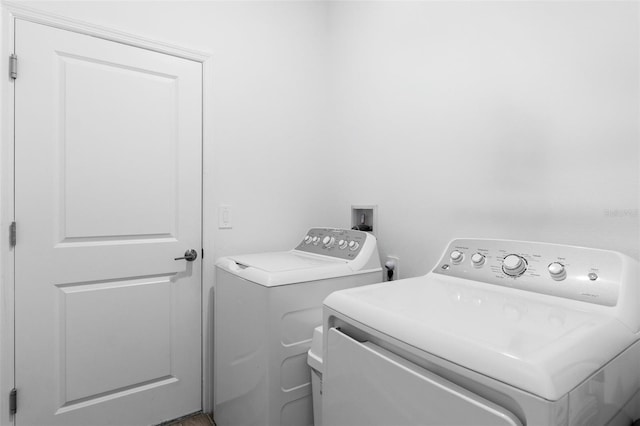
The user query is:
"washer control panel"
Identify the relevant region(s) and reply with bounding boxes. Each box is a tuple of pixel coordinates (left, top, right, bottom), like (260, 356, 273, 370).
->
(433, 238, 626, 306)
(295, 228, 369, 260)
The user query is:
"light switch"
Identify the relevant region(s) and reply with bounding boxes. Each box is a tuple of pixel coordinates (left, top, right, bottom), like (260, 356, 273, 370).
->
(219, 205, 232, 229)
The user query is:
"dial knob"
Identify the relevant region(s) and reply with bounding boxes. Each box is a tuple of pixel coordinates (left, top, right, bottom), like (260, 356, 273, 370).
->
(471, 253, 486, 267)
(322, 236, 335, 248)
(450, 250, 464, 264)
(303, 235, 313, 244)
(312, 236, 320, 245)
(348, 241, 360, 251)
(548, 262, 566, 281)
(338, 239, 348, 249)
(502, 254, 527, 277)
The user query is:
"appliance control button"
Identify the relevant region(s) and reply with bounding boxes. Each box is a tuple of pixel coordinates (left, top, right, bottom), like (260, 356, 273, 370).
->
(548, 262, 566, 281)
(450, 250, 464, 264)
(303, 235, 313, 244)
(588, 272, 598, 281)
(338, 239, 348, 249)
(323, 236, 335, 248)
(502, 254, 527, 277)
(312, 236, 320, 245)
(471, 253, 485, 266)
(348, 241, 360, 251)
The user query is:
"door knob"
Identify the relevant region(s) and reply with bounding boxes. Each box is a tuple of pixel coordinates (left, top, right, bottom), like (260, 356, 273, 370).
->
(175, 249, 198, 262)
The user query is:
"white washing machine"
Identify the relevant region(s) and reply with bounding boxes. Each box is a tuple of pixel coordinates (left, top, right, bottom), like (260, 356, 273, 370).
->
(322, 238, 640, 426)
(214, 227, 382, 426)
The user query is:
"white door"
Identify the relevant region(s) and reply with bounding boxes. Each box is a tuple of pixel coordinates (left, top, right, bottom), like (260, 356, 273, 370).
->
(14, 19, 202, 426)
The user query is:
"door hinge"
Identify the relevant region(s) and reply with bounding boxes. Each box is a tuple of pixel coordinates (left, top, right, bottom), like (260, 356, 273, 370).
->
(9, 222, 16, 247)
(9, 388, 16, 415)
(9, 54, 17, 80)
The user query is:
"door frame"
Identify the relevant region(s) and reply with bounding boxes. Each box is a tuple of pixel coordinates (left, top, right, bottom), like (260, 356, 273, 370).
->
(0, 3, 215, 425)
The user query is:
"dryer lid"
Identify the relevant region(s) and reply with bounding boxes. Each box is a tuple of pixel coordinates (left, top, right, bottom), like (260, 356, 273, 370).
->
(324, 274, 638, 401)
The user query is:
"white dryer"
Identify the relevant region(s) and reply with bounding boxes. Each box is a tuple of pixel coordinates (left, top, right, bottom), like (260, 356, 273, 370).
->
(214, 228, 382, 426)
(322, 238, 640, 426)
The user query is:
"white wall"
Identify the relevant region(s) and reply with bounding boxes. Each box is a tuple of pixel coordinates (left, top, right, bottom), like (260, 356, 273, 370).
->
(328, 1, 640, 278)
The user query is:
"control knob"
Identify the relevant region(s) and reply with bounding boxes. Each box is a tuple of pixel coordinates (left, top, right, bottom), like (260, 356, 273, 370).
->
(502, 254, 527, 277)
(450, 250, 464, 264)
(348, 241, 360, 251)
(548, 262, 566, 281)
(303, 235, 313, 244)
(471, 253, 486, 267)
(322, 236, 335, 248)
(338, 239, 348, 250)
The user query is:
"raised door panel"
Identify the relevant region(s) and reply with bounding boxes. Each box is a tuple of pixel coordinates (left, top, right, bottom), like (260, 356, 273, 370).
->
(60, 53, 178, 240)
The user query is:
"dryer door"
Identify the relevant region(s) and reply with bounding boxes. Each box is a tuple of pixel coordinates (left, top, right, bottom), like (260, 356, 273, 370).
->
(323, 328, 523, 426)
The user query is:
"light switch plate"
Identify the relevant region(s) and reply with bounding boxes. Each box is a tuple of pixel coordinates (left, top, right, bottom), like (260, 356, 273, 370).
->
(219, 205, 232, 229)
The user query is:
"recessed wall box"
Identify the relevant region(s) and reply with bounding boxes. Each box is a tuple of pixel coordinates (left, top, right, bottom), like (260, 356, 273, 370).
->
(351, 205, 377, 236)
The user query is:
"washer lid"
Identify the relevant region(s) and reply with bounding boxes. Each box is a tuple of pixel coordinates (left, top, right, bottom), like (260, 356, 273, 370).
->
(230, 251, 344, 272)
(324, 274, 638, 401)
(216, 251, 357, 287)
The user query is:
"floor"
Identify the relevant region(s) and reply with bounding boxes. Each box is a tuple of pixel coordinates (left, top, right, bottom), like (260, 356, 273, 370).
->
(163, 413, 215, 426)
